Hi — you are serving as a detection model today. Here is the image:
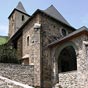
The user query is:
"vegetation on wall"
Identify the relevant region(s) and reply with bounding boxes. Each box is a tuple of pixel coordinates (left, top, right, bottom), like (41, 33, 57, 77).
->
(0, 44, 19, 64)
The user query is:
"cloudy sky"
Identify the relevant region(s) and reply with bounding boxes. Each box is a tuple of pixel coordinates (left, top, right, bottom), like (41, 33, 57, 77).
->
(0, 0, 88, 36)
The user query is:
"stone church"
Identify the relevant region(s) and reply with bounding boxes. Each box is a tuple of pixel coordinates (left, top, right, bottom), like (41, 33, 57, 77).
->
(8, 2, 88, 88)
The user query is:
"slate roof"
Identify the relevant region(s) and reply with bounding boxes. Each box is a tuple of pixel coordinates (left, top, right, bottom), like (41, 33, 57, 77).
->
(9, 5, 76, 42)
(43, 5, 70, 26)
(16, 1, 26, 13)
(8, 2, 30, 19)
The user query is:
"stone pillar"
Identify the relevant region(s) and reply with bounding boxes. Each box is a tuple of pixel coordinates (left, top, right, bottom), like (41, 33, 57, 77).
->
(77, 41, 88, 88)
(51, 48, 59, 88)
(33, 26, 41, 87)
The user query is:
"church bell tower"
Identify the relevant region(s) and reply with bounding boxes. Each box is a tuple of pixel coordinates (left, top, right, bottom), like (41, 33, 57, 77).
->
(8, 2, 30, 38)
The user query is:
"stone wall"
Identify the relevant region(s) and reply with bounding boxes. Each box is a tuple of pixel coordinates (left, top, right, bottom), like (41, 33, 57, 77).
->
(8, 10, 29, 38)
(49, 34, 88, 88)
(74, 35, 88, 88)
(41, 14, 74, 46)
(17, 36, 23, 60)
(41, 13, 75, 88)
(9, 11, 16, 38)
(0, 76, 34, 88)
(15, 11, 29, 32)
(0, 63, 34, 86)
(22, 13, 41, 87)
(59, 71, 77, 88)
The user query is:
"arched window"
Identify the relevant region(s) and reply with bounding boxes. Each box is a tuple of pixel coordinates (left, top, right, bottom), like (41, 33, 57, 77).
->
(62, 29, 67, 36)
(58, 46, 77, 73)
(27, 36, 29, 46)
(60, 28, 68, 37)
(22, 15, 25, 21)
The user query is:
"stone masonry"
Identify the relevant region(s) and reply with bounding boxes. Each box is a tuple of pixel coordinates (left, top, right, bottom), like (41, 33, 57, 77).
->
(48, 34, 88, 88)
(0, 76, 34, 88)
(40, 13, 75, 88)
(8, 2, 88, 88)
(22, 13, 41, 87)
(0, 63, 34, 86)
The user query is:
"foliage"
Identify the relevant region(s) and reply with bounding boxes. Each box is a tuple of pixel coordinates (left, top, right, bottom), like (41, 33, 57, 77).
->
(0, 36, 8, 45)
(0, 44, 19, 64)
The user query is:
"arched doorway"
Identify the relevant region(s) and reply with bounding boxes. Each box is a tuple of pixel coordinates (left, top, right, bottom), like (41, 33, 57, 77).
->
(58, 46, 77, 73)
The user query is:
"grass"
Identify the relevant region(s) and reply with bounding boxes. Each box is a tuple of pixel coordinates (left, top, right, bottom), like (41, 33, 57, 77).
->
(0, 36, 8, 45)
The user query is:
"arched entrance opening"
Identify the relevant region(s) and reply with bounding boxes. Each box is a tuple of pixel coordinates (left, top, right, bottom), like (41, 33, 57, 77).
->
(58, 46, 77, 73)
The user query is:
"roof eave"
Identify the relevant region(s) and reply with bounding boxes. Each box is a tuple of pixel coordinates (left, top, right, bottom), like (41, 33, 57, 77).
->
(39, 10, 76, 31)
(8, 8, 30, 19)
(8, 9, 76, 42)
(47, 30, 88, 48)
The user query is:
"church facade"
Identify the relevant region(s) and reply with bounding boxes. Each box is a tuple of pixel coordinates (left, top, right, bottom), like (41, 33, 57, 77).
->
(8, 2, 88, 88)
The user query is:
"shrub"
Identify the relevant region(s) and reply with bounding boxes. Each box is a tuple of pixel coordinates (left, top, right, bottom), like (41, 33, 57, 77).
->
(0, 44, 19, 64)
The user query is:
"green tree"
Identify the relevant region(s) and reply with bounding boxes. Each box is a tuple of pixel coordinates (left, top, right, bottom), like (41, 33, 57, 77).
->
(0, 44, 19, 64)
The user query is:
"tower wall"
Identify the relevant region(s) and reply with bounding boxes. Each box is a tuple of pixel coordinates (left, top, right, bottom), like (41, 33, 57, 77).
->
(8, 10, 29, 38)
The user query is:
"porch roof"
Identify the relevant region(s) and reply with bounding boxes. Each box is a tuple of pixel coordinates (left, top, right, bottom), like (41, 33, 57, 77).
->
(47, 26, 88, 48)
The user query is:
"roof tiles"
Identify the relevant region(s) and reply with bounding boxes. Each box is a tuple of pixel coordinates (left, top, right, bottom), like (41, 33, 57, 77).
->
(16, 1, 26, 13)
(44, 5, 70, 26)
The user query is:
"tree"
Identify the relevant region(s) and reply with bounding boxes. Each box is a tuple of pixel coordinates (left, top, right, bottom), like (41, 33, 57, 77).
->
(0, 44, 19, 64)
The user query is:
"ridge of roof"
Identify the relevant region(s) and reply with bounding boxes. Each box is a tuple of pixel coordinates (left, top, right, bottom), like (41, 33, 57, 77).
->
(8, 9, 30, 19)
(43, 5, 70, 26)
(78, 26, 88, 30)
(16, 1, 26, 13)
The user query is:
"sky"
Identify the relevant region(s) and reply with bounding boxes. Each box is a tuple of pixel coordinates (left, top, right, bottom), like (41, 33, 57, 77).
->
(0, 0, 88, 36)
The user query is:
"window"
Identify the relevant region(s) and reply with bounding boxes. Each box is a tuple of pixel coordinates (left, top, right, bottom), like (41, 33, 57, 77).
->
(60, 28, 68, 37)
(22, 15, 25, 21)
(27, 36, 29, 46)
(58, 46, 77, 73)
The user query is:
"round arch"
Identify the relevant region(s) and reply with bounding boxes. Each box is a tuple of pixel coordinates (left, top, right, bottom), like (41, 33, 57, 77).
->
(55, 41, 78, 60)
(55, 41, 78, 73)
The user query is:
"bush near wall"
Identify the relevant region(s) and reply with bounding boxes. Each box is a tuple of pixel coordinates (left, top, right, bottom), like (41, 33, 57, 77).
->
(0, 44, 19, 64)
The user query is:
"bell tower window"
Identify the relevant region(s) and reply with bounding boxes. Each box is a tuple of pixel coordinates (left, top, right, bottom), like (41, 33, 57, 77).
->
(22, 15, 25, 21)
(27, 36, 29, 46)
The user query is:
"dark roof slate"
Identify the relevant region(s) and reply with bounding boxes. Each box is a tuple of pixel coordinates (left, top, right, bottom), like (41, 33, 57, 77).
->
(16, 1, 26, 13)
(43, 5, 70, 26)
(8, 2, 30, 19)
